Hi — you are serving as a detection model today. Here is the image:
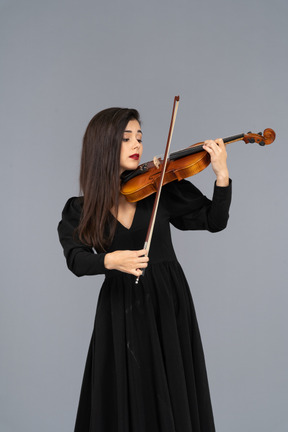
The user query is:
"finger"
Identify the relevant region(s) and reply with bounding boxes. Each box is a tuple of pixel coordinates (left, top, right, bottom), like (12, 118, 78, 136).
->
(138, 255, 149, 262)
(203, 140, 212, 151)
(203, 140, 212, 147)
(133, 268, 143, 277)
(138, 249, 148, 256)
(215, 138, 225, 148)
(211, 142, 224, 154)
(203, 141, 218, 154)
(205, 139, 224, 149)
(203, 146, 213, 157)
(204, 140, 218, 149)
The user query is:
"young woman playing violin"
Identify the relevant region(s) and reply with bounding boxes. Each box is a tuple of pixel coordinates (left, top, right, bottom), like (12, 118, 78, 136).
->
(58, 107, 231, 432)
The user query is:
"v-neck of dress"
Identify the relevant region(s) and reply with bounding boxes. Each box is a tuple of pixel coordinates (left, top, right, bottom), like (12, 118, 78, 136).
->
(114, 202, 139, 231)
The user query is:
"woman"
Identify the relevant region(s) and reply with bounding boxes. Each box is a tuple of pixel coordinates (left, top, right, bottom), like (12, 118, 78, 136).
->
(58, 107, 231, 432)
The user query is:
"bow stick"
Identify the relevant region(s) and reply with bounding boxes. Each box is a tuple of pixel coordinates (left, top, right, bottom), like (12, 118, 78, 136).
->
(135, 95, 180, 284)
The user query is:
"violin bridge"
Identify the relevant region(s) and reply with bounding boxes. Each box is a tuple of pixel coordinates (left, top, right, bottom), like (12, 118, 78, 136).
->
(153, 156, 161, 169)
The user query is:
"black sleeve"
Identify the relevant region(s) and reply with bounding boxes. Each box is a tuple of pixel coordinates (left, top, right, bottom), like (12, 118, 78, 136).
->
(161, 179, 232, 232)
(57, 197, 106, 277)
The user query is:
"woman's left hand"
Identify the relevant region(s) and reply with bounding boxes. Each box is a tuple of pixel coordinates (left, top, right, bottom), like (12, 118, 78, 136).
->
(202, 138, 229, 186)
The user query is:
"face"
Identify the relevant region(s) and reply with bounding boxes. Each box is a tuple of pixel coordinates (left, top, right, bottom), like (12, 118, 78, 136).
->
(119, 119, 143, 174)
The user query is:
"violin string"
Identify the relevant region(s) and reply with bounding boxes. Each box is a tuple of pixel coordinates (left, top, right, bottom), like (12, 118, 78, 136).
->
(155, 143, 204, 160)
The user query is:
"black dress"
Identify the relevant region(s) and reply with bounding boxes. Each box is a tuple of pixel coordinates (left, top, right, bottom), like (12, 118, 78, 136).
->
(58, 179, 231, 432)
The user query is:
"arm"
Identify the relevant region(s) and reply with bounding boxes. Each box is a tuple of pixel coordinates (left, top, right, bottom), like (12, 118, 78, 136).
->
(165, 138, 231, 232)
(167, 179, 232, 232)
(57, 197, 107, 277)
(58, 197, 148, 277)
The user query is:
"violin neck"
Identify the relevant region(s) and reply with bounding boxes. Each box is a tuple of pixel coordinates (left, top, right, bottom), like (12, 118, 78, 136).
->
(169, 133, 245, 161)
(223, 133, 245, 144)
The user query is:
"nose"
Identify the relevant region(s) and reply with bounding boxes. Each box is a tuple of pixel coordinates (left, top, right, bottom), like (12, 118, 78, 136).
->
(132, 138, 140, 149)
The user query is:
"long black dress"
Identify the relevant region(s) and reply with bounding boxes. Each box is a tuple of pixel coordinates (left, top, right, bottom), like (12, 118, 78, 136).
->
(58, 179, 231, 432)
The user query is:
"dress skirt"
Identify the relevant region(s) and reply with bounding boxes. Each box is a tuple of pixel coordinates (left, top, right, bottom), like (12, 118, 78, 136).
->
(74, 261, 216, 432)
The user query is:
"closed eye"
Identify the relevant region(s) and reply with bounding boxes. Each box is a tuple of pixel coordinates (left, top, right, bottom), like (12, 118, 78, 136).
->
(122, 138, 142, 143)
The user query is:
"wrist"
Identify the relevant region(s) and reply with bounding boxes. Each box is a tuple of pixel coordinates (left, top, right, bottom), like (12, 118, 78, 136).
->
(104, 252, 113, 270)
(216, 170, 229, 186)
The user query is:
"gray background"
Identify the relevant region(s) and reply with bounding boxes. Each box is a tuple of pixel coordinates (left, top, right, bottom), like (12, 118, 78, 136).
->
(1, 0, 287, 431)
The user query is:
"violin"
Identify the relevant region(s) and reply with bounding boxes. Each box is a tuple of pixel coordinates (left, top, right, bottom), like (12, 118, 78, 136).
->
(121, 128, 276, 203)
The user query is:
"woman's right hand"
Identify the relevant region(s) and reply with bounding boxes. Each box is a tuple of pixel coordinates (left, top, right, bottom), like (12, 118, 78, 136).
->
(104, 249, 149, 277)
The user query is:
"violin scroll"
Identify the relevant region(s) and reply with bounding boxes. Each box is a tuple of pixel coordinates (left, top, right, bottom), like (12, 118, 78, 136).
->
(243, 128, 276, 146)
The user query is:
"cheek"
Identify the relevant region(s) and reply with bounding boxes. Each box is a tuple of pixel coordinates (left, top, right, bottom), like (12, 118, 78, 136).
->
(120, 143, 128, 160)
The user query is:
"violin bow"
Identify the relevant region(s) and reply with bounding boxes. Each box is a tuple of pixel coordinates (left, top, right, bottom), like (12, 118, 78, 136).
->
(136, 95, 180, 284)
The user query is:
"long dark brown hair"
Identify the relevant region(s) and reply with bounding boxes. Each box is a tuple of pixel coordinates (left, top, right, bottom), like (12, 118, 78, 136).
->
(78, 107, 140, 252)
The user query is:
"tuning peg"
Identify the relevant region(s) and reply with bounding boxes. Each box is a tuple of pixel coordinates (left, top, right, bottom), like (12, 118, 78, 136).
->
(247, 131, 252, 134)
(249, 138, 255, 143)
(258, 132, 263, 135)
(259, 140, 265, 146)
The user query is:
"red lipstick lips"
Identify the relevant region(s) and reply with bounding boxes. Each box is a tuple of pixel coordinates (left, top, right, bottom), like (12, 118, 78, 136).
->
(129, 154, 139, 160)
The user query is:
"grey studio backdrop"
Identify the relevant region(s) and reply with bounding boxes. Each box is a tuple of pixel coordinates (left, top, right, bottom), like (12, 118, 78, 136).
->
(1, 0, 287, 431)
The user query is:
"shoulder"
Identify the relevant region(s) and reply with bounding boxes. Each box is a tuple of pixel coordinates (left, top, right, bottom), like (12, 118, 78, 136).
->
(61, 196, 84, 223)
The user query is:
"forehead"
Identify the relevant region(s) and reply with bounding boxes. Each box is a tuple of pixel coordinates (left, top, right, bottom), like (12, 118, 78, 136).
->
(124, 119, 142, 133)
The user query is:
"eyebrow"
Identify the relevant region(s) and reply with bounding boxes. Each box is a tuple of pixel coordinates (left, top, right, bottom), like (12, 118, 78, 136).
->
(124, 129, 143, 134)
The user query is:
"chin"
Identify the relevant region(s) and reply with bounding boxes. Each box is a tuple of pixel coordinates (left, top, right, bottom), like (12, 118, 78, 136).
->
(128, 161, 140, 170)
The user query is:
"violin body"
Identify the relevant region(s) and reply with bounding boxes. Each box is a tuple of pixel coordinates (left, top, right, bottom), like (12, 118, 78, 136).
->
(121, 128, 276, 203)
(121, 149, 210, 202)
